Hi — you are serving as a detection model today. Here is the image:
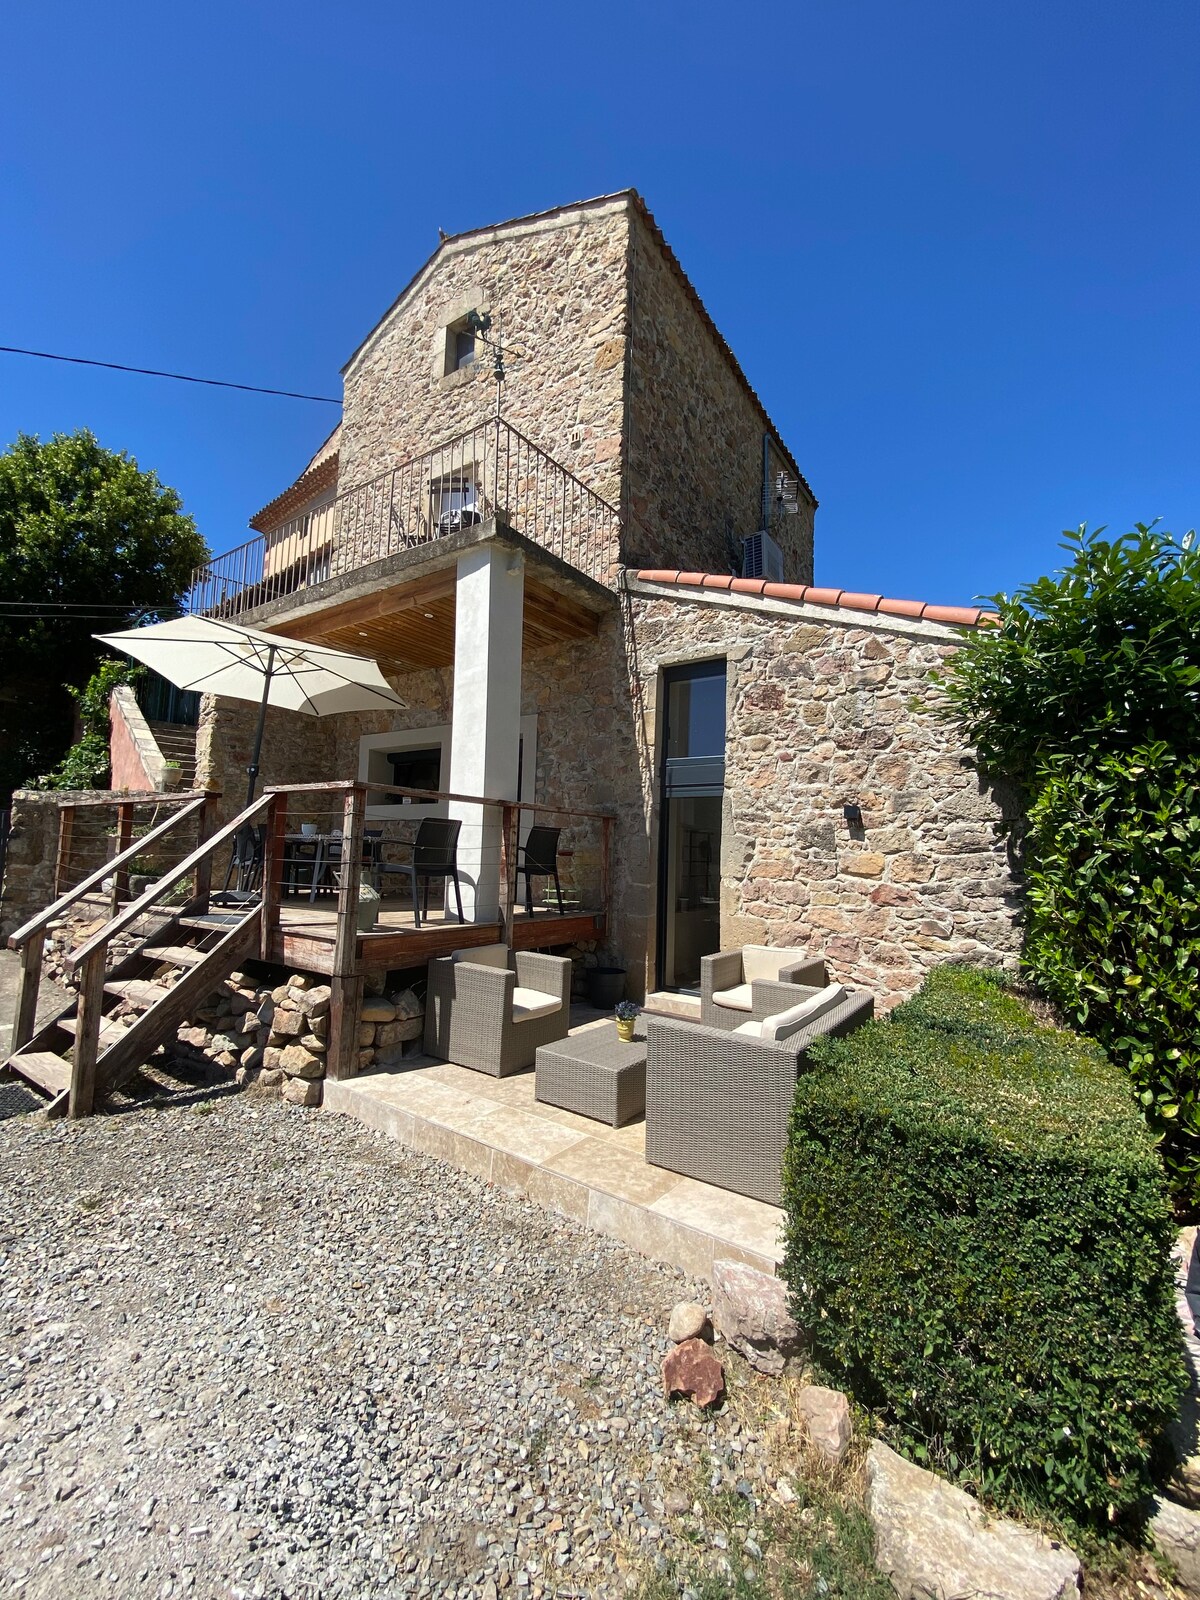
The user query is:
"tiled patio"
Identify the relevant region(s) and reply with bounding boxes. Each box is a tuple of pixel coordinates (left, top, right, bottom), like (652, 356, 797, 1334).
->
(322, 1012, 785, 1282)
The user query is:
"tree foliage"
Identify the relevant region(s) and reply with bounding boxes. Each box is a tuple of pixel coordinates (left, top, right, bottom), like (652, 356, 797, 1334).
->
(943, 523, 1200, 782)
(944, 524, 1200, 1195)
(33, 657, 143, 791)
(0, 430, 207, 796)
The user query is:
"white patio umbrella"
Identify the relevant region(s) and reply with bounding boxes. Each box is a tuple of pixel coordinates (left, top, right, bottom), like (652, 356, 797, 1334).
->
(97, 614, 407, 807)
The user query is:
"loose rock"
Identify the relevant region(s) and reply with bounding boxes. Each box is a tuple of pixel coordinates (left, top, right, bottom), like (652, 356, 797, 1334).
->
(668, 1301, 710, 1343)
(711, 1258, 804, 1375)
(797, 1384, 852, 1464)
(662, 1337, 725, 1407)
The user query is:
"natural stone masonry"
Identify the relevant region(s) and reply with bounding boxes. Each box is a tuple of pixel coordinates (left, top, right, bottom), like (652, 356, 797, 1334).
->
(624, 581, 1022, 1004)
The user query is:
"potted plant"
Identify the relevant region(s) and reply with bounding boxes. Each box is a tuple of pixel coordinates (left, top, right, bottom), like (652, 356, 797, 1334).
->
(128, 856, 158, 897)
(161, 760, 182, 790)
(615, 999, 640, 1043)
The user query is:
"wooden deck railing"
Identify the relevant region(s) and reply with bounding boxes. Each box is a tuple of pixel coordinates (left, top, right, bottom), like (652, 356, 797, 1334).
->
(8, 779, 615, 1108)
(6, 790, 219, 1058)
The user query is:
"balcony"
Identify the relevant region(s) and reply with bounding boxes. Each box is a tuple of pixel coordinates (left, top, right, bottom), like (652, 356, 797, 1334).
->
(188, 418, 620, 619)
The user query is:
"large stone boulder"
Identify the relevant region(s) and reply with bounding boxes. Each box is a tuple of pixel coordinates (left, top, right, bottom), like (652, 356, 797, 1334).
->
(711, 1259, 804, 1375)
(1152, 1498, 1200, 1596)
(866, 1443, 1080, 1600)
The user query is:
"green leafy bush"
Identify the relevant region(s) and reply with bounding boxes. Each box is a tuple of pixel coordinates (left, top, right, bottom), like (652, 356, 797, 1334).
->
(1024, 745, 1200, 1185)
(780, 965, 1186, 1534)
(942, 523, 1200, 1196)
(33, 657, 142, 791)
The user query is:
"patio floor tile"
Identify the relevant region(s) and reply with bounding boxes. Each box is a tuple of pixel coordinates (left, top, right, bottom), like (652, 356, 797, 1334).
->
(325, 1050, 784, 1281)
(546, 1135, 681, 1207)
(465, 1105, 586, 1164)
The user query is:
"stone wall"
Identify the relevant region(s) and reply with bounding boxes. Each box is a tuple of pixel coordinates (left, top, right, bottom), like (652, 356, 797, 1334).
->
(196, 695, 339, 830)
(622, 586, 1022, 1006)
(624, 208, 816, 584)
(340, 199, 631, 569)
(1, 790, 64, 936)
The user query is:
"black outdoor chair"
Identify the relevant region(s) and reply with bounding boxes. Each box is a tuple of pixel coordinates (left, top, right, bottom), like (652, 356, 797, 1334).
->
(377, 818, 464, 927)
(515, 825, 565, 916)
(218, 824, 264, 900)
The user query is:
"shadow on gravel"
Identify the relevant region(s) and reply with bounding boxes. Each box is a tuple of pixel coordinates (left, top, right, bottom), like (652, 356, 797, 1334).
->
(103, 1055, 244, 1118)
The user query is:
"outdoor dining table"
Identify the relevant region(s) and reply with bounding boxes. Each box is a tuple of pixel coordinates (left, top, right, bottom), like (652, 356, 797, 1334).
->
(282, 832, 383, 904)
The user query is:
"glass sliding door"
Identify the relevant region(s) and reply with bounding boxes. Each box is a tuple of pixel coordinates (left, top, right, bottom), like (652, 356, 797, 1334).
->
(657, 660, 727, 991)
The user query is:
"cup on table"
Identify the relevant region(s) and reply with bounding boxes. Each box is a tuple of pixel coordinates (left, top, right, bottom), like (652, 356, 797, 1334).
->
(301, 823, 318, 837)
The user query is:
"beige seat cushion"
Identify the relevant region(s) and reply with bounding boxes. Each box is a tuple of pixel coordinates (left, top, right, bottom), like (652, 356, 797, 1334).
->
(512, 986, 562, 1023)
(741, 945, 795, 984)
(761, 984, 847, 1042)
(732, 1019, 764, 1038)
(712, 983, 753, 1012)
(453, 943, 510, 969)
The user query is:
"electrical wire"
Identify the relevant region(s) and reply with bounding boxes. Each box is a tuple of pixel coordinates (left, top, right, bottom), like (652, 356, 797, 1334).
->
(0, 345, 341, 404)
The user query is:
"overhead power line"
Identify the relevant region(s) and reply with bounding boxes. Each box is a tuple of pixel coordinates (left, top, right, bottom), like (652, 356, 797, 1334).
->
(0, 345, 341, 404)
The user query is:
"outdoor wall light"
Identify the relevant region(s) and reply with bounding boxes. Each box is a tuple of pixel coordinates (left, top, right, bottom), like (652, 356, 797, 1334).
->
(843, 803, 864, 827)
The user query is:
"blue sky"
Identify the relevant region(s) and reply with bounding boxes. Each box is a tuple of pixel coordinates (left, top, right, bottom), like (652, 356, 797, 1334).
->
(1, 0, 1196, 607)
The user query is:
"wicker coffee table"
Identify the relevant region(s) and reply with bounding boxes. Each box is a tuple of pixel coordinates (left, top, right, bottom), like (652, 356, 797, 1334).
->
(535, 1025, 647, 1127)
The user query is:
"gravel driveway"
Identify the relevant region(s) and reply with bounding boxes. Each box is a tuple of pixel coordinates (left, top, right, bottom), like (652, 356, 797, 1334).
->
(0, 1084, 730, 1599)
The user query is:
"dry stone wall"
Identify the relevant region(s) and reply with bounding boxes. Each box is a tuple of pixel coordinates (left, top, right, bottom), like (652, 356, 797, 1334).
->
(624, 589, 1022, 1005)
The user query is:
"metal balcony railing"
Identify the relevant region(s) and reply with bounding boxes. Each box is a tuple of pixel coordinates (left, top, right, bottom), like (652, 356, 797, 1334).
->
(187, 418, 620, 617)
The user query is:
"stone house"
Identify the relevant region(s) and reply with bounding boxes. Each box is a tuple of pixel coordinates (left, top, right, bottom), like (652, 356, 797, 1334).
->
(181, 189, 1020, 1007)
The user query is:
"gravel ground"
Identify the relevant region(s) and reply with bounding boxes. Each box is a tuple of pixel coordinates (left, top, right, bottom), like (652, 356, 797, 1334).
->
(0, 1081, 768, 1600)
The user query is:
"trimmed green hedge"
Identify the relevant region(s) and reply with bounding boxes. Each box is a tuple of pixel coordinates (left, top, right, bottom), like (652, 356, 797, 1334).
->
(780, 964, 1186, 1533)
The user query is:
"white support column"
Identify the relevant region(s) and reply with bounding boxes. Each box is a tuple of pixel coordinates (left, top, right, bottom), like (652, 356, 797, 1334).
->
(447, 544, 524, 922)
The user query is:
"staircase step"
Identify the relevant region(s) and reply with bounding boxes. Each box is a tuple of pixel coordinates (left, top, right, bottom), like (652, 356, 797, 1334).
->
(142, 945, 206, 968)
(7, 1051, 71, 1096)
(58, 1017, 132, 1050)
(104, 980, 174, 1010)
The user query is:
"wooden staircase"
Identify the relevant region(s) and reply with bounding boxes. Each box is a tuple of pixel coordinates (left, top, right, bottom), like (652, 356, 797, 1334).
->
(3, 907, 259, 1116)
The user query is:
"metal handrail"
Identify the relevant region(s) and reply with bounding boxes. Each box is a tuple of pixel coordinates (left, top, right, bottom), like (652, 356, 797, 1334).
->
(187, 416, 620, 618)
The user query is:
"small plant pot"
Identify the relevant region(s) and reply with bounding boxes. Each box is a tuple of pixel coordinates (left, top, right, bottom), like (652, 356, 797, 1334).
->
(587, 966, 626, 1009)
(161, 766, 182, 790)
(616, 1017, 636, 1043)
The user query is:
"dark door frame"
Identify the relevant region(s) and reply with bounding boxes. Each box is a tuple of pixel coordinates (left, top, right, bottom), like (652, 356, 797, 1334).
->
(655, 658, 727, 991)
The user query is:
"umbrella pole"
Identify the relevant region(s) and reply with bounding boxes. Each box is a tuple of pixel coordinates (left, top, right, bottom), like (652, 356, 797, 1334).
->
(245, 646, 277, 809)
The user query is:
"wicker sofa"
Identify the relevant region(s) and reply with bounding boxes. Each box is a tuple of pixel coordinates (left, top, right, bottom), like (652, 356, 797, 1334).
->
(645, 982, 874, 1205)
(424, 944, 572, 1077)
(700, 946, 828, 1030)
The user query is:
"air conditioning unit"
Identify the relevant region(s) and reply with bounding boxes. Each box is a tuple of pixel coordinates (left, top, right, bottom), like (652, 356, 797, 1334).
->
(742, 529, 785, 582)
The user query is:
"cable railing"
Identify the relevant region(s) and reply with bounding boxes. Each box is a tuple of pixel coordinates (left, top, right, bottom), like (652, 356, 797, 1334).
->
(187, 417, 620, 618)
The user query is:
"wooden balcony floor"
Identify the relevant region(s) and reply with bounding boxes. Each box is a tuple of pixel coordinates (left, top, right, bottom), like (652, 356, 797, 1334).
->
(269, 895, 606, 975)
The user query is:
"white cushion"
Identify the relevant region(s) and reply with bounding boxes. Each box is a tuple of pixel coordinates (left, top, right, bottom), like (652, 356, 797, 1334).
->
(453, 943, 510, 969)
(732, 1019, 764, 1038)
(712, 983, 753, 1012)
(511, 986, 562, 1023)
(741, 945, 796, 984)
(761, 984, 847, 1042)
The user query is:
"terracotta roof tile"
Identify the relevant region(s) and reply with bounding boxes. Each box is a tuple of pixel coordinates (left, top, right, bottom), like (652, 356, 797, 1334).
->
(633, 570, 996, 629)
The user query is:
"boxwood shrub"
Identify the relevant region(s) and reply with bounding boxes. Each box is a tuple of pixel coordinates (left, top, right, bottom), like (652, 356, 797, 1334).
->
(780, 964, 1186, 1533)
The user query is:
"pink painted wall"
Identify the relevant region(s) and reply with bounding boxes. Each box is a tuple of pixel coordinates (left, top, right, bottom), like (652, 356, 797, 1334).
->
(109, 693, 155, 792)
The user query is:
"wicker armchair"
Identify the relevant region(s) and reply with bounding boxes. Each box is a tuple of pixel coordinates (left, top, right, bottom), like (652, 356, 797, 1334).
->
(700, 946, 828, 1030)
(424, 944, 572, 1077)
(645, 984, 874, 1205)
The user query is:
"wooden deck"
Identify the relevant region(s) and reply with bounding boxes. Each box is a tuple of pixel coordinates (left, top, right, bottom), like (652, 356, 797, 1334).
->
(268, 897, 606, 975)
